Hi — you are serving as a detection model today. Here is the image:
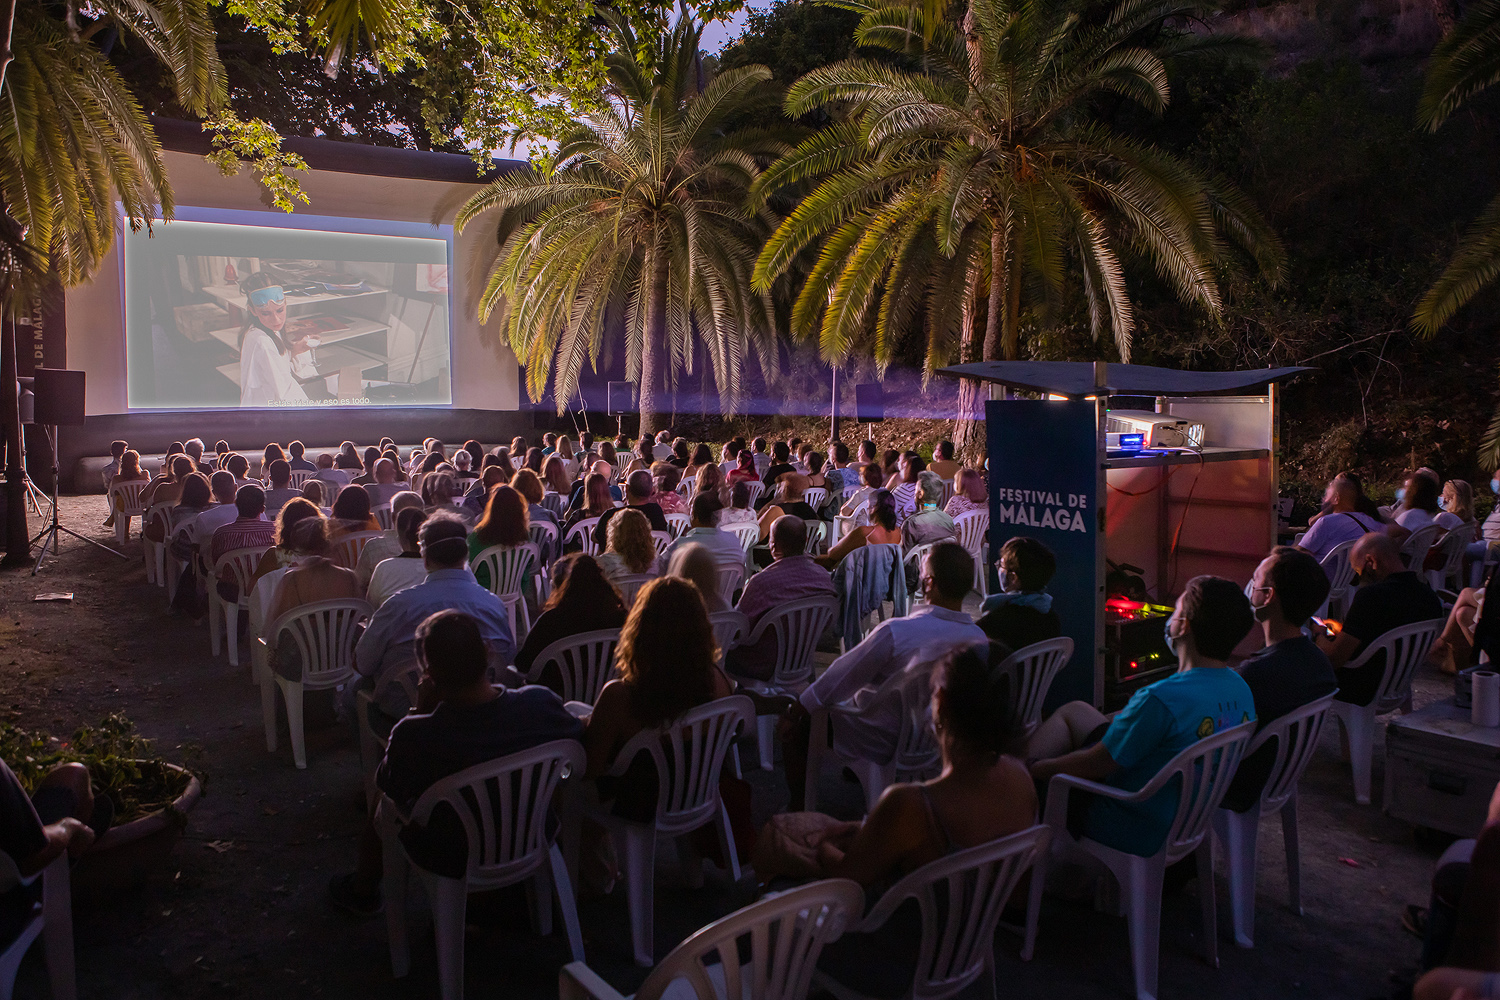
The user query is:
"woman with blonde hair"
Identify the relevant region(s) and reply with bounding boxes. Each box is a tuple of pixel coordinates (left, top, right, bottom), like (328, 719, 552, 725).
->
(945, 467, 988, 518)
(554, 435, 578, 481)
(666, 541, 730, 613)
(595, 508, 657, 586)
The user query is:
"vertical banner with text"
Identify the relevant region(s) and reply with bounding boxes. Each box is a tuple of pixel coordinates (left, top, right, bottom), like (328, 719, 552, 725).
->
(20, 277, 68, 490)
(986, 398, 1100, 708)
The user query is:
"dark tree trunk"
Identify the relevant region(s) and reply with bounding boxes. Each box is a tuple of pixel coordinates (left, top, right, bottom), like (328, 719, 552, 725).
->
(638, 253, 669, 439)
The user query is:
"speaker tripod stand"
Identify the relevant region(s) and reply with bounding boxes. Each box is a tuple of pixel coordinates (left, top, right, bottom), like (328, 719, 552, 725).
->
(30, 424, 124, 574)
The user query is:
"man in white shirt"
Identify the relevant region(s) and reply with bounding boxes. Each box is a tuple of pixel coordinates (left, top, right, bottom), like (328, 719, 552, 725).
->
(781, 541, 985, 805)
(366, 508, 430, 608)
(751, 437, 771, 476)
(185, 472, 242, 552)
(355, 490, 425, 589)
(1297, 474, 1387, 563)
(652, 430, 674, 462)
(665, 494, 746, 566)
(313, 453, 350, 490)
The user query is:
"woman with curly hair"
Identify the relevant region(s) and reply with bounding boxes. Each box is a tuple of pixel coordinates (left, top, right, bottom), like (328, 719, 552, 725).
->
(595, 508, 657, 586)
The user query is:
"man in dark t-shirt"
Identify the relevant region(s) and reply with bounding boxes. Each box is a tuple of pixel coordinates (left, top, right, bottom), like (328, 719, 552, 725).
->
(1318, 533, 1443, 707)
(592, 471, 668, 548)
(330, 610, 583, 913)
(1223, 547, 1338, 812)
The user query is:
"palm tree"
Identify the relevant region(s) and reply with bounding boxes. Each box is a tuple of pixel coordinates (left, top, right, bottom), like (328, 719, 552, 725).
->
(752, 0, 1284, 456)
(1413, 0, 1500, 463)
(455, 16, 793, 436)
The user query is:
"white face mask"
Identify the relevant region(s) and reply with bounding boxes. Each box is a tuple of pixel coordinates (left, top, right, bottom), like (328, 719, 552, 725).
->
(997, 567, 1013, 593)
(1244, 579, 1273, 622)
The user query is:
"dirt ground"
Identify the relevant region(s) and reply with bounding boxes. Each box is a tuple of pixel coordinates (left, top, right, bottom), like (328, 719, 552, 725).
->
(0, 496, 1465, 1000)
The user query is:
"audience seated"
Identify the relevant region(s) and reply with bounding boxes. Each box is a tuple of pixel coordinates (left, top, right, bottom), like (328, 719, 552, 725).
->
(1027, 575, 1255, 857)
(257, 444, 287, 481)
(329, 485, 379, 538)
(666, 542, 730, 613)
(727, 516, 836, 682)
(693, 461, 727, 506)
(1221, 547, 1338, 813)
(1410, 783, 1500, 999)
(728, 449, 759, 486)
(300, 479, 329, 511)
(1390, 473, 1444, 545)
(756, 473, 820, 544)
(760, 441, 796, 492)
(354, 515, 516, 703)
(592, 471, 668, 547)
(468, 485, 532, 593)
(313, 453, 350, 490)
(363, 459, 406, 508)
(141, 455, 198, 509)
(248, 498, 324, 592)
(105, 448, 150, 528)
(901, 471, 957, 549)
(888, 453, 925, 521)
(514, 553, 628, 690)
(366, 508, 430, 609)
(329, 610, 583, 914)
(511, 468, 556, 529)
(0, 756, 108, 925)
(718, 481, 756, 527)
(807, 641, 1036, 993)
(1297, 472, 1390, 562)
(286, 440, 316, 472)
(260, 459, 300, 517)
(839, 463, 886, 521)
(977, 536, 1063, 654)
(209, 485, 277, 601)
(651, 463, 685, 514)
(666, 493, 744, 565)
(265, 517, 362, 637)
(751, 437, 771, 476)
(782, 542, 983, 806)
(464, 466, 508, 518)
(102, 439, 127, 488)
(928, 440, 963, 481)
(165, 474, 213, 542)
(564, 472, 616, 533)
(596, 508, 658, 586)
(944, 468, 987, 518)
(817, 489, 902, 569)
(685, 443, 715, 482)
(354, 491, 424, 588)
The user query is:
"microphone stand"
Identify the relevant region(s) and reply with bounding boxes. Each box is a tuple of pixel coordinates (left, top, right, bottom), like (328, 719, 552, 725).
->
(31, 424, 125, 574)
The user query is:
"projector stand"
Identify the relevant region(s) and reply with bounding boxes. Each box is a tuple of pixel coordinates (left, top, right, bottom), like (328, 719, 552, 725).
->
(31, 426, 125, 574)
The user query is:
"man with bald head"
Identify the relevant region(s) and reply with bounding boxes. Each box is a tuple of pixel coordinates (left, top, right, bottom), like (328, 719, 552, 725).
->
(1316, 532, 1443, 706)
(1297, 474, 1385, 562)
(363, 458, 406, 508)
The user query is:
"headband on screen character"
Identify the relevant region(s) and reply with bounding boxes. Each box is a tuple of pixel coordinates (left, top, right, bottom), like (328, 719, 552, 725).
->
(247, 285, 285, 309)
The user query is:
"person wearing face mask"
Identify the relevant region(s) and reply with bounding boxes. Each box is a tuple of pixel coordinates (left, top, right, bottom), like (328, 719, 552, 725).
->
(1220, 548, 1338, 812)
(1026, 576, 1256, 858)
(238, 272, 320, 407)
(1316, 532, 1443, 706)
(977, 535, 1063, 655)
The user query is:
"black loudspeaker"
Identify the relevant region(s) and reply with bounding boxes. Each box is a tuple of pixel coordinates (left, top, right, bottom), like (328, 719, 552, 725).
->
(607, 381, 636, 416)
(16, 377, 33, 424)
(854, 382, 884, 423)
(32, 369, 86, 426)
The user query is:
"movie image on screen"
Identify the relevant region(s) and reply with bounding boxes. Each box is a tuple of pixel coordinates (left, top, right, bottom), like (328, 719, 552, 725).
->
(123, 213, 454, 409)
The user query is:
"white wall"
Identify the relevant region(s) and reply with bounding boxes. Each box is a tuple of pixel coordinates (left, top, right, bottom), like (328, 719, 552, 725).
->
(68, 148, 518, 415)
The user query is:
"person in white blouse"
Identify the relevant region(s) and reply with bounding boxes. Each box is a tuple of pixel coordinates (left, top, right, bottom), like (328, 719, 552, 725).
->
(238, 274, 318, 408)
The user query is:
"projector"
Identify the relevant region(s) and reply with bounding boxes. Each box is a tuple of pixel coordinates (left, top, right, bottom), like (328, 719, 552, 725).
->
(1105, 410, 1205, 450)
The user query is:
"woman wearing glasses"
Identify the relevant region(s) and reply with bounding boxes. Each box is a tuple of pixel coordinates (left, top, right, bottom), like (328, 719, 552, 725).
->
(238, 271, 319, 407)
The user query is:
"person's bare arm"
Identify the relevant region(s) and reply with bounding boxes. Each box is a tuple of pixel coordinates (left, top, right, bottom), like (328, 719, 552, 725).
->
(582, 682, 625, 780)
(824, 786, 918, 884)
(1029, 741, 1118, 785)
(21, 819, 94, 876)
(1414, 967, 1494, 1000)
(816, 526, 865, 569)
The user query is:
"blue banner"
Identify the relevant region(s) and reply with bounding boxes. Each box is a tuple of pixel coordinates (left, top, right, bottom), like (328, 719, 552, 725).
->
(986, 399, 1098, 707)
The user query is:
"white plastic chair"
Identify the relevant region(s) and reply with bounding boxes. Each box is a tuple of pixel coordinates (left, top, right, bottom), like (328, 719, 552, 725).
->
(332, 529, 384, 571)
(373, 504, 395, 530)
(727, 596, 839, 771)
(743, 482, 765, 507)
(676, 476, 696, 497)
(707, 610, 749, 667)
(1428, 523, 1474, 592)
(471, 542, 540, 639)
(1212, 693, 1336, 948)
(804, 669, 940, 813)
(1316, 539, 1357, 620)
(526, 629, 620, 705)
(566, 518, 602, 556)
(256, 598, 371, 769)
(531, 520, 561, 566)
(209, 545, 272, 668)
(356, 659, 423, 810)
(651, 531, 674, 561)
(714, 560, 745, 604)
(1024, 721, 1256, 1000)
(0, 853, 74, 1000)
(1330, 618, 1442, 804)
(560, 878, 864, 1000)
(288, 470, 314, 490)
(902, 544, 936, 602)
(664, 513, 692, 539)
(938, 477, 956, 509)
(995, 638, 1075, 730)
(816, 826, 1050, 1000)
(1401, 522, 1441, 571)
(803, 487, 828, 511)
(576, 696, 754, 967)
(952, 510, 990, 596)
(141, 501, 173, 586)
(615, 572, 657, 609)
(803, 519, 829, 556)
(109, 481, 150, 544)
(724, 522, 760, 556)
(383, 740, 587, 998)
(542, 492, 569, 518)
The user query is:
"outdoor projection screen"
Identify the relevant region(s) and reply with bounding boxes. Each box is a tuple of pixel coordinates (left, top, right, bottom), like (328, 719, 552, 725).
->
(123, 209, 454, 409)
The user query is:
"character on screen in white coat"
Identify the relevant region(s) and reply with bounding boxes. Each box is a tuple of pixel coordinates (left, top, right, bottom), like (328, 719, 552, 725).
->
(238, 272, 318, 407)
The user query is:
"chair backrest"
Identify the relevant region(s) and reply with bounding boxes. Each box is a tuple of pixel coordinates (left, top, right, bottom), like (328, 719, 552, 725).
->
(708, 611, 750, 661)
(664, 513, 692, 539)
(529, 521, 560, 560)
(862, 826, 1049, 1000)
(372, 657, 424, 715)
(744, 482, 765, 507)
(996, 637, 1075, 729)
(803, 487, 828, 510)
(541, 492, 568, 518)
(1319, 539, 1358, 596)
(724, 522, 760, 554)
(903, 543, 936, 600)
(1347, 618, 1444, 713)
(212, 545, 272, 601)
(651, 531, 674, 561)
(633, 878, 865, 1000)
(110, 480, 150, 513)
(939, 478, 956, 509)
(409, 739, 585, 887)
(610, 695, 754, 835)
(952, 510, 989, 555)
(1436, 524, 1474, 582)
(1244, 692, 1337, 816)
(470, 543, 539, 598)
(265, 598, 372, 688)
(715, 561, 745, 604)
(615, 572, 656, 608)
(566, 518, 601, 556)
(332, 530, 384, 570)
(1130, 721, 1256, 865)
(528, 629, 620, 704)
(745, 596, 839, 686)
(803, 520, 828, 555)
(1402, 522, 1442, 569)
(288, 470, 313, 489)
(677, 476, 696, 497)
(887, 670, 941, 781)
(372, 504, 395, 531)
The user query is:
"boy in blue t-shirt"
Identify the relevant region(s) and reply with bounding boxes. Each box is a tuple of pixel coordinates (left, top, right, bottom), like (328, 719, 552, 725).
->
(1028, 575, 1257, 856)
